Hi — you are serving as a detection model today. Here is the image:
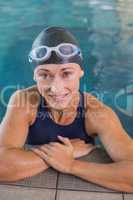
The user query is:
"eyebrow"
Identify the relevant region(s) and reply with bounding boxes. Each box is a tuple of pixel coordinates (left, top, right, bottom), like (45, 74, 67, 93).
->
(38, 69, 50, 72)
(61, 67, 75, 70)
(38, 67, 75, 72)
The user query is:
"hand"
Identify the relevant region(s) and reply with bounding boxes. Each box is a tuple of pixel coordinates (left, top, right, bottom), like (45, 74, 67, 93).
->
(30, 147, 49, 168)
(31, 136, 75, 174)
(70, 139, 97, 158)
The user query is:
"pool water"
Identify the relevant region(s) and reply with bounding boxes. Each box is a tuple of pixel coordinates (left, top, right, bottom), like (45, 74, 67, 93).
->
(0, 0, 133, 136)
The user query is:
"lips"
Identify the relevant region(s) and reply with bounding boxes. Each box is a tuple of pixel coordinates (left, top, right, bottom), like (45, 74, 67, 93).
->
(48, 93, 69, 101)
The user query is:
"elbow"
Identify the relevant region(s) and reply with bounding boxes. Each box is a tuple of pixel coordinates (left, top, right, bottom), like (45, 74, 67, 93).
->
(0, 147, 21, 182)
(117, 170, 133, 192)
(0, 158, 33, 182)
(0, 164, 20, 182)
(123, 162, 133, 192)
(120, 183, 133, 193)
(107, 180, 133, 193)
(0, 161, 23, 182)
(0, 172, 23, 183)
(124, 178, 133, 192)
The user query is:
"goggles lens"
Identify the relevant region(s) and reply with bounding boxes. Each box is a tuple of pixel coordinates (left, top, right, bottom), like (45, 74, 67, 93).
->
(58, 44, 75, 55)
(29, 43, 82, 63)
(36, 47, 47, 58)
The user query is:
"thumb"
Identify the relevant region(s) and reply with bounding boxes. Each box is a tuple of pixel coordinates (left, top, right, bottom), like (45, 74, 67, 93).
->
(58, 136, 72, 147)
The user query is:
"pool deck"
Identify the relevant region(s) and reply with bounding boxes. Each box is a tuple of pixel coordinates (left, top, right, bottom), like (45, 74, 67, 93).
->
(0, 147, 132, 200)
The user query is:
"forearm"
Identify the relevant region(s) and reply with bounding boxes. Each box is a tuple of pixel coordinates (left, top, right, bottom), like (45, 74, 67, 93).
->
(0, 147, 49, 182)
(70, 160, 133, 192)
(99, 129, 133, 162)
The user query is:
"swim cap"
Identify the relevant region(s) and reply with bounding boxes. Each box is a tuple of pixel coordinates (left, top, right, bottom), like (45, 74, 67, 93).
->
(29, 26, 83, 67)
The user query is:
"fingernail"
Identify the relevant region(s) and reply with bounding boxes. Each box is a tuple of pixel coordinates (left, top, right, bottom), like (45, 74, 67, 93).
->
(58, 135, 63, 138)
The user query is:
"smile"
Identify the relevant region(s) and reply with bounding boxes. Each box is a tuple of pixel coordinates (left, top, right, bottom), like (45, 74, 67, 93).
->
(48, 93, 69, 101)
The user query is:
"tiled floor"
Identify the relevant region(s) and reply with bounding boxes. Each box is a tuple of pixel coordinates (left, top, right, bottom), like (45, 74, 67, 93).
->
(56, 191, 123, 200)
(0, 185, 56, 200)
(0, 147, 132, 200)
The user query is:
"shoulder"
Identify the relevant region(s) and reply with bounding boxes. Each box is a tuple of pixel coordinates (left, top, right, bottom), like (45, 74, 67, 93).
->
(8, 85, 40, 124)
(83, 91, 118, 118)
(83, 91, 120, 134)
(9, 85, 40, 107)
(83, 91, 106, 111)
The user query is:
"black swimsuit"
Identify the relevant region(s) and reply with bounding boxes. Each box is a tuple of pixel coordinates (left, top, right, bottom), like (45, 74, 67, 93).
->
(26, 91, 94, 145)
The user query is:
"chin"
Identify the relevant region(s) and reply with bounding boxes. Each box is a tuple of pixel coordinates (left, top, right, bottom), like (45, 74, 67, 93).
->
(46, 94, 72, 110)
(52, 104, 68, 110)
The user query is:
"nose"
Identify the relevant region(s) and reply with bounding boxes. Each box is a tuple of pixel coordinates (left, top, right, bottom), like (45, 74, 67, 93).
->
(49, 75, 64, 93)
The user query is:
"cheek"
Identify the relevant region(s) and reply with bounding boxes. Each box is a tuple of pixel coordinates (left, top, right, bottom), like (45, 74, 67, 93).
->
(66, 78, 80, 91)
(36, 82, 48, 95)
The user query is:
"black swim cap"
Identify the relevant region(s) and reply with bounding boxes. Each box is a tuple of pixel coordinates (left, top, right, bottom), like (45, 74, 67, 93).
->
(30, 26, 83, 67)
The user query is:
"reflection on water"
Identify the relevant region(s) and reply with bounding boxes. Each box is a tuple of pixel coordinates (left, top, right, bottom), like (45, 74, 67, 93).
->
(115, 84, 133, 117)
(0, 0, 132, 135)
(86, 0, 133, 135)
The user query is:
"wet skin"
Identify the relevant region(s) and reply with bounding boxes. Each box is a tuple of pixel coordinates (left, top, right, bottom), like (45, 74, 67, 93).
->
(0, 63, 133, 192)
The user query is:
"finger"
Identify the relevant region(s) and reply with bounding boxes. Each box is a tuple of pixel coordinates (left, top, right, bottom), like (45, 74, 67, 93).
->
(41, 144, 51, 149)
(32, 148, 56, 166)
(39, 145, 55, 157)
(31, 148, 47, 160)
(75, 140, 85, 145)
(40, 145, 61, 157)
(39, 146, 53, 156)
(78, 143, 89, 148)
(35, 150, 51, 164)
(87, 145, 97, 153)
(70, 138, 81, 143)
(49, 142, 62, 148)
(70, 139, 86, 145)
(40, 144, 58, 151)
(57, 136, 72, 147)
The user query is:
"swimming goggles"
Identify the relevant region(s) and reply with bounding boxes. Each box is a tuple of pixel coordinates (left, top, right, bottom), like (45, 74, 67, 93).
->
(28, 43, 82, 63)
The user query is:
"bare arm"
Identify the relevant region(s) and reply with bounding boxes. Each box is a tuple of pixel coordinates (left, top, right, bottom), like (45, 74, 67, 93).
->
(77, 97, 133, 191)
(0, 89, 48, 182)
(0, 147, 48, 182)
(71, 159, 133, 192)
(32, 136, 133, 192)
(85, 97, 133, 162)
(32, 98, 133, 192)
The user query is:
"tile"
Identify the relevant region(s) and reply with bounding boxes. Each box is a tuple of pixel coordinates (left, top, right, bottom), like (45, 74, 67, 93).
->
(124, 194, 133, 200)
(57, 190, 123, 200)
(57, 173, 115, 192)
(0, 185, 56, 200)
(3, 168, 58, 189)
(80, 147, 113, 163)
(58, 147, 117, 193)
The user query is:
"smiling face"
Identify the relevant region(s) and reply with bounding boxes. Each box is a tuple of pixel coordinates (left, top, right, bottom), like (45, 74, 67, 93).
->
(34, 63, 84, 110)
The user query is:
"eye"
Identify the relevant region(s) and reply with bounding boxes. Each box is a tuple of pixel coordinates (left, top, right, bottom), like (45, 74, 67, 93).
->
(63, 71, 73, 77)
(38, 73, 50, 79)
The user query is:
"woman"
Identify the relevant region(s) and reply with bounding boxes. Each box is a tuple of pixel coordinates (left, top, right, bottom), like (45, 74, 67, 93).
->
(0, 27, 96, 181)
(1, 27, 133, 192)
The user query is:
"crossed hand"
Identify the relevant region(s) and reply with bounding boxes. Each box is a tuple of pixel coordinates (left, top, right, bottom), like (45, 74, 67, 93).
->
(31, 136, 96, 173)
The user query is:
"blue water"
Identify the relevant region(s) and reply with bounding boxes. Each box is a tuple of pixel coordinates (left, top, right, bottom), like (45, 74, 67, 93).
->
(0, 0, 133, 136)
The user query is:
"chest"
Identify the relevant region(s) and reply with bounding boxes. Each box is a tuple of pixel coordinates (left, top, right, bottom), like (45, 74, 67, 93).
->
(27, 109, 94, 145)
